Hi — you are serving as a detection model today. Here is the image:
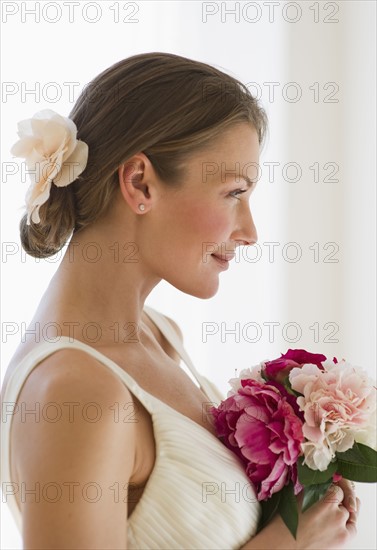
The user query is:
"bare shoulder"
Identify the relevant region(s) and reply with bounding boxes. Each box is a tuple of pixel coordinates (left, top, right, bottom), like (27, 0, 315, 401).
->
(11, 347, 137, 547)
(12, 347, 138, 479)
(14, 346, 135, 408)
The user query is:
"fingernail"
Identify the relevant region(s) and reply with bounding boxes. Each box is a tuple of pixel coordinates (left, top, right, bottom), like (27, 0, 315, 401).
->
(349, 496, 357, 511)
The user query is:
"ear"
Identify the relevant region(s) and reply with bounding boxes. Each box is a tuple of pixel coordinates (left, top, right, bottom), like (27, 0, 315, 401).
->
(117, 153, 154, 214)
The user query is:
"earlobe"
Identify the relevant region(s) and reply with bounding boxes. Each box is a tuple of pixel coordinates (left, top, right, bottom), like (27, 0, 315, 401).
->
(118, 156, 151, 214)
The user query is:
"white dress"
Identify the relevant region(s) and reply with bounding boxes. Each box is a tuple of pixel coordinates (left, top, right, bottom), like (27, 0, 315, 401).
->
(1, 305, 261, 549)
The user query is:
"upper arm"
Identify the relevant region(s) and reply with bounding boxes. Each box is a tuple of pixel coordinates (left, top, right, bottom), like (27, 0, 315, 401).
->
(13, 349, 136, 549)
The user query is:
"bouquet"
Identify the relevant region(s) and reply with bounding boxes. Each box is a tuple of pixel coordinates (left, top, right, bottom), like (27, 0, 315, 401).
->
(210, 349, 377, 538)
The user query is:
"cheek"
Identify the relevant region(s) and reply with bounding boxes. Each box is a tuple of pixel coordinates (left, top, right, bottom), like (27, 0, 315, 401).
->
(177, 200, 230, 241)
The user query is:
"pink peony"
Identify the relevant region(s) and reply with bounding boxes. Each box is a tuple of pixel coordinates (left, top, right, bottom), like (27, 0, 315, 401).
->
(264, 349, 327, 383)
(211, 379, 304, 500)
(289, 359, 377, 471)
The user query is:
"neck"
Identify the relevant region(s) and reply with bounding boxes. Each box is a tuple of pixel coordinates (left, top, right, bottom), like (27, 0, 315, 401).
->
(34, 223, 162, 346)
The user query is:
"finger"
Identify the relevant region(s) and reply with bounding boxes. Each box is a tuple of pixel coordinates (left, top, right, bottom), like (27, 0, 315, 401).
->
(337, 502, 350, 518)
(346, 509, 358, 538)
(337, 478, 355, 496)
(347, 494, 358, 513)
(338, 479, 357, 512)
(325, 483, 344, 505)
(344, 497, 361, 517)
(346, 520, 358, 539)
(355, 497, 361, 516)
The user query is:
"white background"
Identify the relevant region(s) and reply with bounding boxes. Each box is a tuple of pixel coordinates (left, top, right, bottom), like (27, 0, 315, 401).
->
(1, 1, 376, 548)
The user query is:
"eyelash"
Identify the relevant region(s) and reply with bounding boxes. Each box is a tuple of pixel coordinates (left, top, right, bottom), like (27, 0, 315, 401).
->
(229, 189, 248, 201)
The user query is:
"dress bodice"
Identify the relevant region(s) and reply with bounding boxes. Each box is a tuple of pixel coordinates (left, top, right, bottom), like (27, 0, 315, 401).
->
(1, 306, 261, 549)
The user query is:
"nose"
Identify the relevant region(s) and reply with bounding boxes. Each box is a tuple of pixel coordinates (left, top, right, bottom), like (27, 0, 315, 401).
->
(232, 204, 258, 246)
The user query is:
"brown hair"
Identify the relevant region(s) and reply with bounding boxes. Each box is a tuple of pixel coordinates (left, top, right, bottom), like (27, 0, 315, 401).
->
(20, 52, 268, 258)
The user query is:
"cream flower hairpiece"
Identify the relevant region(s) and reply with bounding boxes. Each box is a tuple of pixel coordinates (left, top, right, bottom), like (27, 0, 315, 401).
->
(11, 109, 89, 225)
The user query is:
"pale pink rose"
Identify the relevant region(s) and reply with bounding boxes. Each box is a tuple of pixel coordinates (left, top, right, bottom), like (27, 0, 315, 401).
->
(11, 109, 88, 224)
(289, 360, 377, 470)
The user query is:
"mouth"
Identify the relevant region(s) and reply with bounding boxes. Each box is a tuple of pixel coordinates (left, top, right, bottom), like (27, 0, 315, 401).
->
(211, 254, 231, 269)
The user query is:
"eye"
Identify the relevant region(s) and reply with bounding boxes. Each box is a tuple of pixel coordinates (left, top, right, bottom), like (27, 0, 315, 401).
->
(229, 189, 248, 201)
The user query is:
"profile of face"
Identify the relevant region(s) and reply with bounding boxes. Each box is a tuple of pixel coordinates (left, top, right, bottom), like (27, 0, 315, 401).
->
(119, 122, 260, 299)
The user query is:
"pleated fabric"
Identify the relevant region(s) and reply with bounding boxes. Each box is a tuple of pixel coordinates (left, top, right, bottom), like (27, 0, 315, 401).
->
(1, 306, 261, 549)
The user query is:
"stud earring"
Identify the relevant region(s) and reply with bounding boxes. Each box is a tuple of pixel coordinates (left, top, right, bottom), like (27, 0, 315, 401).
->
(138, 204, 145, 211)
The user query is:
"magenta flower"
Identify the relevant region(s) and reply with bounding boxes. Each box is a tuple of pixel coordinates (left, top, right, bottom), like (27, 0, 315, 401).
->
(264, 349, 327, 383)
(211, 379, 304, 501)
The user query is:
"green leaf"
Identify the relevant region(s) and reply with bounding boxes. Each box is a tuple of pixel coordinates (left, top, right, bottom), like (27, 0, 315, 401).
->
(336, 443, 377, 482)
(260, 369, 269, 382)
(257, 491, 281, 533)
(297, 457, 337, 486)
(301, 480, 332, 512)
(278, 482, 298, 540)
(336, 442, 377, 465)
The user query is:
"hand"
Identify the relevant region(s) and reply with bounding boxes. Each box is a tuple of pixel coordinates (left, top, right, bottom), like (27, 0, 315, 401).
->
(241, 479, 361, 550)
(294, 479, 360, 549)
(332, 478, 360, 538)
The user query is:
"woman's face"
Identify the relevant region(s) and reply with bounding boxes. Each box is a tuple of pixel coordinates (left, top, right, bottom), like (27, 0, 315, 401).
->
(147, 122, 260, 299)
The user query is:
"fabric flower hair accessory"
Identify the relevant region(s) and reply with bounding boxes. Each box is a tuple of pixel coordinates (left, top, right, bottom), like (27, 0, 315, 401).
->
(10, 109, 89, 225)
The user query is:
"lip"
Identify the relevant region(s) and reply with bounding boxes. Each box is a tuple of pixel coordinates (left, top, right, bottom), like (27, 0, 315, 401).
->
(212, 252, 236, 261)
(211, 254, 230, 269)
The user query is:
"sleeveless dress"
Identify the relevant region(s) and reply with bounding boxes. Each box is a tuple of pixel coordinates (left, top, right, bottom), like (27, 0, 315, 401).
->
(1, 305, 261, 549)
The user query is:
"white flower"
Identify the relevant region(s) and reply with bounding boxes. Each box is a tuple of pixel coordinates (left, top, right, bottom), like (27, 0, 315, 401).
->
(300, 441, 334, 471)
(227, 361, 266, 397)
(11, 109, 89, 225)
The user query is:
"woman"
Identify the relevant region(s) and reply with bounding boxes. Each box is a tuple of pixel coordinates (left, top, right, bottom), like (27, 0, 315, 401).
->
(1, 52, 359, 549)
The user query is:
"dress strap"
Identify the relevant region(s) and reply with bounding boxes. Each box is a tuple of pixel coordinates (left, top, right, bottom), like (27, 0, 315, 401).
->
(143, 306, 224, 404)
(3, 337, 156, 416)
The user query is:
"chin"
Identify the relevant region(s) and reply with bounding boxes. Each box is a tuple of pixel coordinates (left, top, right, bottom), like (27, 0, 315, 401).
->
(171, 278, 220, 300)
